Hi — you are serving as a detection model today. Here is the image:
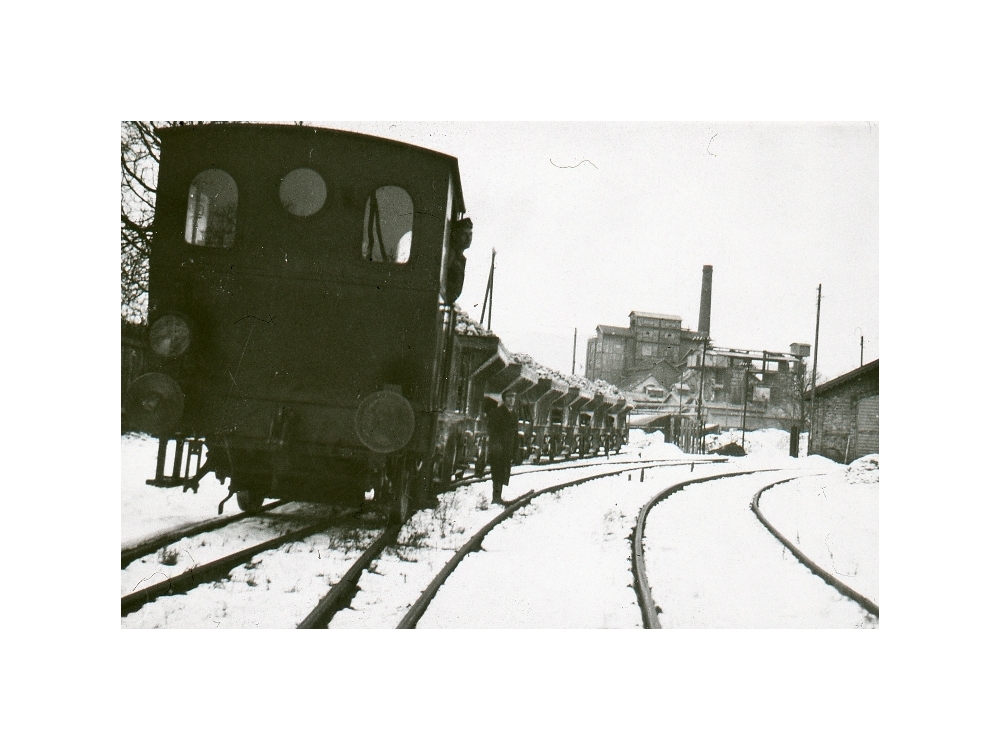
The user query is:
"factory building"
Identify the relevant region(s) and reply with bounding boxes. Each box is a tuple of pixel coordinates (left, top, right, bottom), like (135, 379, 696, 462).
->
(586, 265, 813, 448)
(584, 313, 705, 389)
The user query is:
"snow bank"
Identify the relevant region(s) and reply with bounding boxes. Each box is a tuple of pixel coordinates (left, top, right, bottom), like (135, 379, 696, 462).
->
(626, 429, 686, 458)
(847, 454, 879, 484)
(706, 427, 806, 457)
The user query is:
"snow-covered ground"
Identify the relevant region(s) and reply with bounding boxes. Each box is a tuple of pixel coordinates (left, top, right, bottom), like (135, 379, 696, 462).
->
(121, 433, 238, 547)
(758, 456, 879, 605)
(414, 464, 693, 628)
(121, 428, 877, 628)
(120, 430, 686, 548)
(643, 472, 876, 627)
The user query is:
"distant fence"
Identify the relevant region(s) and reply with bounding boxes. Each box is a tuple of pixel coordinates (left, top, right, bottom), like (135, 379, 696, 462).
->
(674, 421, 704, 454)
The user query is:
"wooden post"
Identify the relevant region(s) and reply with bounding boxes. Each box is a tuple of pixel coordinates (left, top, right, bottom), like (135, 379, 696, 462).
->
(809, 284, 822, 451)
(572, 327, 577, 375)
(479, 248, 496, 329)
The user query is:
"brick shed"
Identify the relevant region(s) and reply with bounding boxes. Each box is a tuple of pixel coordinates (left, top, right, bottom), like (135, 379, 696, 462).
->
(807, 359, 878, 463)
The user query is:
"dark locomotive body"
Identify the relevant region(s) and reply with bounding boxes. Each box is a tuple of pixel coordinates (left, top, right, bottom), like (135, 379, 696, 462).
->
(126, 124, 631, 521)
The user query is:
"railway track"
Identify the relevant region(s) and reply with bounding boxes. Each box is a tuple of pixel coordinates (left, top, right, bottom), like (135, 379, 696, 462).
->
(391, 459, 694, 629)
(121, 499, 293, 569)
(294, 459, 690, 628)
(121, 455, 711, 571)
(751, 477, 879, 618)
(631, 469, 783, 628)
(631, 470, 876, 628)
(123, 456, 729, 627)
(452, 453, 726, 488)
(121, 503, 359, 617)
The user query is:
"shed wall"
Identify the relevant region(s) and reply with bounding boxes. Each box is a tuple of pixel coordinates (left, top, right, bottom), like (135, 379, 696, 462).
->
(809, 368, 879, 463)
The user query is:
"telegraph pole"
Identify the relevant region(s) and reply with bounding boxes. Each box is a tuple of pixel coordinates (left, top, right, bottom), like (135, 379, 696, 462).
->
(741, 362, 749, 448)
(697, 335, 708, 454)
(479, 248, 496, 329)
(809, 284, 822, 443)
(572, 327, 577, 375)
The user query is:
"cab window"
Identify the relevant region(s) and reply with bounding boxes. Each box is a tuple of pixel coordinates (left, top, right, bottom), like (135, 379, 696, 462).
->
(362, 186, 413, 263)
(185, 169, 237, 248)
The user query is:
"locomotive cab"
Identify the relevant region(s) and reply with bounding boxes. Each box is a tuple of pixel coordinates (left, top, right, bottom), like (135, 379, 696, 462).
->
(128, 124, 471, 520)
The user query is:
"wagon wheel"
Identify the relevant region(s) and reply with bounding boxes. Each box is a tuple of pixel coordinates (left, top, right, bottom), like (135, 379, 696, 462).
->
(388, 458, 412, 525)
(236, 489, 264, 513)
(414, 457, 437, 510)
(475, 442, 488, 477)
(431, 452, 444, 485)
(446, 436, 460, 481)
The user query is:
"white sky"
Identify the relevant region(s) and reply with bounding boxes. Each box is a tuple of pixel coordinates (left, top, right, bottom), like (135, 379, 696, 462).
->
(321, 121, 878, 381)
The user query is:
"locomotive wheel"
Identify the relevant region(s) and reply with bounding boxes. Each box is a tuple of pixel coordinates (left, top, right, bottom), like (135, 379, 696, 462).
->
(236, 490, 265, 513)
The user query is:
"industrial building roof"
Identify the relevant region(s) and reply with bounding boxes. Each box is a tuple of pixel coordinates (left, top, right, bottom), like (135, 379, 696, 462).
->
(595, 325, 632, 336)
(708, 347, 803, 363)
(630, 311, 682, 321)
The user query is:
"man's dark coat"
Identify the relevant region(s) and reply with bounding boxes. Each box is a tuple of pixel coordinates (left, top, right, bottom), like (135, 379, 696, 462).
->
(487, 404, 518, 487)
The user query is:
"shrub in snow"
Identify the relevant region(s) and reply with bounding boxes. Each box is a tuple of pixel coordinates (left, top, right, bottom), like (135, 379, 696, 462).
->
(709, 442, 746, 457)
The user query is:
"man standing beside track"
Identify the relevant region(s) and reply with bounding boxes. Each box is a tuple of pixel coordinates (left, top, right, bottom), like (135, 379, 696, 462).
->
(488, 391, 519, 504)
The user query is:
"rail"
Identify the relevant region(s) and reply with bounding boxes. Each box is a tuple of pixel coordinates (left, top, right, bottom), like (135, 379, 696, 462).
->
(630, 469, 782, 628)
(750, 477, 879, 618)
(397, 460, 700, 629)
(121, 512, 341, 617)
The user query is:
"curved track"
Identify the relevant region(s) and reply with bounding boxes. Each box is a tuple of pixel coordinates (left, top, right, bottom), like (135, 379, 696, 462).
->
(751, 477, 879, 618)
(395, 459, 694, 629)
(453, 454, 725, 489)
(124, 456, 728, 627)
(630, 469, 782, 628)
(123, 456, 714, 570)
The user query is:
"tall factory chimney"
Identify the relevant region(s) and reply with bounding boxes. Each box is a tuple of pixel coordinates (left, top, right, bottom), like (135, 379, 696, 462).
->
(698, 264, 713, 335)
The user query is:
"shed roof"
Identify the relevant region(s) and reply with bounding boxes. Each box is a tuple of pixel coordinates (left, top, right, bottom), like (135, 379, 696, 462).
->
(807, 359, 879, 398)
(629, 412, 674, 428)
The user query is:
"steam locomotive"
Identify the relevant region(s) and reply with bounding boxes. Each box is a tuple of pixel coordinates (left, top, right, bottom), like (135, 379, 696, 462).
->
(124, 124, 631, 522)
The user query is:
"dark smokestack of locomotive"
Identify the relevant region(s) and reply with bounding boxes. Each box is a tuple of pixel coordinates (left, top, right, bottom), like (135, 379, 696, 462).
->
(698, 264, 713, 336)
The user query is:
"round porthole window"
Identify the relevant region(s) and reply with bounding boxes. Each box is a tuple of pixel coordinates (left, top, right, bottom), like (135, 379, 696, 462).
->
(279, 168, 326, 217)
